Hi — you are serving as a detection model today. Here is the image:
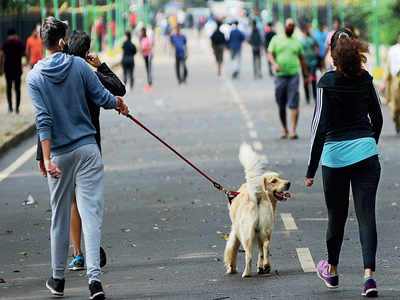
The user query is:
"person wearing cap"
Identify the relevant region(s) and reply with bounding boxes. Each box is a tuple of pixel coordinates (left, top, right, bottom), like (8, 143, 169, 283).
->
(306, 28, 383, 297)
(0, 28, 25, 114)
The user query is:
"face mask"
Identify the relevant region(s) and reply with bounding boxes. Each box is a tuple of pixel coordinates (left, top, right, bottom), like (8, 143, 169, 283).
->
(59, 39, 69, 53)
(285, 26, 294, 36)
(36, 25, 41, 36)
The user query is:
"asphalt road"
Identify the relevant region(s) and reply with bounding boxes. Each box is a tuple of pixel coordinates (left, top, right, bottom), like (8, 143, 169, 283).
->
(1, 33, 400, 300)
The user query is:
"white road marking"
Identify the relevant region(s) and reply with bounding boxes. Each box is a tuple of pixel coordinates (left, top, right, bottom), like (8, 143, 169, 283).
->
(246, 121, 254, 129)
(280, 213, 298, 230)
(249, 130, 258, 139)
(0, 145, 36, 183)
(296, 248, 317, 273)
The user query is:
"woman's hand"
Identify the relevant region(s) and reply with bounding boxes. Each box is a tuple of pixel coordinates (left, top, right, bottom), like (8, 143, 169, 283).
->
(305, 177, 314, 187)
(86, 54, 102, 68)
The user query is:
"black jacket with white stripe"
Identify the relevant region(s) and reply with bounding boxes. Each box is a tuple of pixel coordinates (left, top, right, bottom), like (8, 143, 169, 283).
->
(306, 70, 383, 178)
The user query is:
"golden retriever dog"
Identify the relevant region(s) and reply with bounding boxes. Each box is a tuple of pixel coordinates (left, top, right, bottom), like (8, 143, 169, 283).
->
(224, 143, 291, 278)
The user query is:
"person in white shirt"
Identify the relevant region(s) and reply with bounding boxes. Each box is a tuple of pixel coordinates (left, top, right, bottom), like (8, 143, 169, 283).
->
(383, 32, 400, 134)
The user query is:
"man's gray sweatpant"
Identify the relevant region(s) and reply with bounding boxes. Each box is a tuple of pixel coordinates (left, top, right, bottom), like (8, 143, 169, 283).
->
(47, 143, 104, 283)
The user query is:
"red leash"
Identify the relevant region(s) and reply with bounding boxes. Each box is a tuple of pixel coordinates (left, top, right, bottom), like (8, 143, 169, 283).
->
(125, 113, 239, 204)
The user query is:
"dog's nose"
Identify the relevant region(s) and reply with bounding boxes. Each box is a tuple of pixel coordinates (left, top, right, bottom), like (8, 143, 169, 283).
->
(286, 182, 291, 190)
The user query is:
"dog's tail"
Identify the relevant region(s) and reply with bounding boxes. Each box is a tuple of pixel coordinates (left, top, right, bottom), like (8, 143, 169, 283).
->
(239, 143, 267, 201)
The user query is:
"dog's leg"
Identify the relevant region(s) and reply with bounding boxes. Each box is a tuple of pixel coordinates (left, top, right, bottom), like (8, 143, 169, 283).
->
(224, 230, 240, 274)
(262, 235, 271, 274)
(242, 237, 254, 278)
(257, 238, 265, 274)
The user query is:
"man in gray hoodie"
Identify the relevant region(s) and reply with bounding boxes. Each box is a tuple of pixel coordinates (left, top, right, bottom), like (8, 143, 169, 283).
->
(26, 17, 128, 300)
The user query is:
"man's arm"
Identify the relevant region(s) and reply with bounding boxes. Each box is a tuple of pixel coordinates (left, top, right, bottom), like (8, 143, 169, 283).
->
(268, 51, 281, 73)
(41, 139, 61, 178)
(299, 54, 309, 79)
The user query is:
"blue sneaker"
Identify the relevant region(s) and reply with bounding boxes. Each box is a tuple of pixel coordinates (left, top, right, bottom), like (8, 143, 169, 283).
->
(68, 254, 85, 271)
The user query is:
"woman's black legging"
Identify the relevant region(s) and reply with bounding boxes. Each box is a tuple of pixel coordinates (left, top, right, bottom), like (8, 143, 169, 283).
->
(322, 155, 380, 271)
(143, 55, 152, 85)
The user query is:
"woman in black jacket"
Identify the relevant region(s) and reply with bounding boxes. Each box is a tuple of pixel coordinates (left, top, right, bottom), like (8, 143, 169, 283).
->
(121, 31, 137, 89)
(36, 30, 126, 271)
(306, 29, 383, 297)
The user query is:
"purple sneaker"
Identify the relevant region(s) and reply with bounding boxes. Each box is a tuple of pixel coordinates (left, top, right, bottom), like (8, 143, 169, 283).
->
(361, 278, 378, 297)
(317, 260, 339, 289)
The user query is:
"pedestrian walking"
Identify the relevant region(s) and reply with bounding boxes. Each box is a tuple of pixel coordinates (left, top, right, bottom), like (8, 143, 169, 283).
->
(170, 25, 188, 84)
(228, 21, 245, 79)
(382, 31, 400, 134)
(140, 27, 153, 92)
(300, 24, 319, 104)
(248, 20, 263, 79)
(264, 22, 276, 76)
(268, 18, 308, 139)
(314, 23, 328, 72)
(306, 28, 383, 298)
(36, 30, 126, 274)
(95, 18, 104, 52)
(121, 31, 137, 89)
(324, 18, 341, 69)
(0, 28, 25, 114)
(26, 24, 43, 68)
(27, 17, 129, 300)
(210, 21, 226, 77)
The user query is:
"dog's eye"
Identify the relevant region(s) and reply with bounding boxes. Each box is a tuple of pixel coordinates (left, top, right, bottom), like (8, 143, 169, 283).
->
(271, 179, 277, 183)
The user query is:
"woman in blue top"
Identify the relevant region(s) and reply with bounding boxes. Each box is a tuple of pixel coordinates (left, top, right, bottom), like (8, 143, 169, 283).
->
(305, 28, 383, 297)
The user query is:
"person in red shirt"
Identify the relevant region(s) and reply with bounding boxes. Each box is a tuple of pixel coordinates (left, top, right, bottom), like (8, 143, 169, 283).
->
(26, 24, 43, 68)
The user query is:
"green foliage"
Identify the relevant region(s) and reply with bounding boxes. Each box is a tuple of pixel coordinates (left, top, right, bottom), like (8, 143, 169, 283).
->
(376, 0, 400, 45)
(331, 0, 400, 45)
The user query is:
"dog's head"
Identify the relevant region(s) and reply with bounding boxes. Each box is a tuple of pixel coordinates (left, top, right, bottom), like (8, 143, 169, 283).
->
(261, 171, 291, 202)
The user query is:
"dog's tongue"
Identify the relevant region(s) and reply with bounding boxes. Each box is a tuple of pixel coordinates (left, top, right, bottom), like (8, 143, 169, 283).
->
(277, 192, 292, 199)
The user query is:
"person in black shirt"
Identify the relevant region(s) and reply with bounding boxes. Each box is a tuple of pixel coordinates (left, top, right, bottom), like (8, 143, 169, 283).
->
(264, 23, 276, 76)
(248, 20, 263, 79)
(306, 29, 383, 296)
(36, 30, 125, 273)
(0, 28, 25, 113)
(211, 21, 226, 77)
(121, 31, 137, 89)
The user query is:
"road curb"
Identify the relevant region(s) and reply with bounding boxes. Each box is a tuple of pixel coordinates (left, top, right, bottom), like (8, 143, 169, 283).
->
(0, 123, 36, 158)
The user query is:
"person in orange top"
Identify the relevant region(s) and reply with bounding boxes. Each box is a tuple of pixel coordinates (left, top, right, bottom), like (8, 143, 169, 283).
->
(26, 24, 43, 68)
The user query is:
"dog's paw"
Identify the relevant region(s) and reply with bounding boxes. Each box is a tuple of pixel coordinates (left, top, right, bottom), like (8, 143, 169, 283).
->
(263, 264, 271, 274)
(242, 271, 251, 278)
(226, 265, 237, 274)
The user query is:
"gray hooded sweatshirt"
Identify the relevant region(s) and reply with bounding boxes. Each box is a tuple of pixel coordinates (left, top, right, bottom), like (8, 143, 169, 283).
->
(27, 52, 118, 156)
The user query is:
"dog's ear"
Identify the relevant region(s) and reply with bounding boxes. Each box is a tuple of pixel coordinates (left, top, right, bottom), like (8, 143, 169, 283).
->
(261, 176, 267, 192)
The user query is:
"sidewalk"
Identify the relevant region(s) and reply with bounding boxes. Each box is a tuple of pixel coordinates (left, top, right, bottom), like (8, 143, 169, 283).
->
(0, 50, 122, 157)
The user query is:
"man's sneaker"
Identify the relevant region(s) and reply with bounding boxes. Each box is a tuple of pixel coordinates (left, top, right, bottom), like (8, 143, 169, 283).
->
(46, 277, 65, 297)
(317, 260, 339, 289)
(89, 281, 105, 300)
(100, 247, 107, 268)
(362, 278, 378, 297)
(68, 254, 85, 271)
